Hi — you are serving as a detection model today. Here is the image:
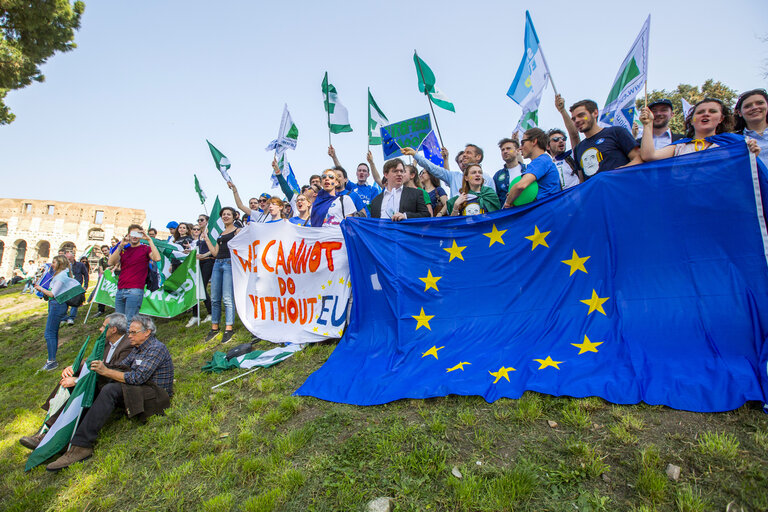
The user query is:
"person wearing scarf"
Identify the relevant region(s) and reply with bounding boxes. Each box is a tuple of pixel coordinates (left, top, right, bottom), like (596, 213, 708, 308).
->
(640, 98, 760, 161)
(310, 169, 356, 227)
(447, 163, 501, 216)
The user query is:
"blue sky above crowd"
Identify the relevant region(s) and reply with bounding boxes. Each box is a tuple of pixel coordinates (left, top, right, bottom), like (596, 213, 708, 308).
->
(1, 0, 766, 226)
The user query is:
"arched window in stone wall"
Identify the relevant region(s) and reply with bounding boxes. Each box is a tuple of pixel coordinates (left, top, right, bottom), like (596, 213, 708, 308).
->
(59, 242, 76, 255)
(0, 222, 7, 236)
(88, 228, 105, 241)
(13, 240, 27, 269)
(37, 240, 50, 259)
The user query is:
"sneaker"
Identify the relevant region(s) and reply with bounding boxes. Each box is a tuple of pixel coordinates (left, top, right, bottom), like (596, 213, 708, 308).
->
(93, 311, 104, 318)
(46, 445, 93, 472)
(202, 314, 212, 323)
(19, 432, 45, 450)
(185, 317, 199, 328)
(42, 360, 58, 371)
(221, 330, 235, 344)
(66, 318, 74, 326)
(204, 329, 220, 342)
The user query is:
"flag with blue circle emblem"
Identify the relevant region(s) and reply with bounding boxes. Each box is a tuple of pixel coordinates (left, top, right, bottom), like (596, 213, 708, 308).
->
(296, 141, 768, 412)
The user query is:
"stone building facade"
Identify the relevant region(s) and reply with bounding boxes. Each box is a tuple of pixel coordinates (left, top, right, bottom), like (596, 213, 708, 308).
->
(0, 198, 146, 279)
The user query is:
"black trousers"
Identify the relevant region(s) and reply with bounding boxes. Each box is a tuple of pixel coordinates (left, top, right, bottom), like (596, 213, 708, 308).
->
(192, 259, 214, 316)
(71, 382, 124, 449)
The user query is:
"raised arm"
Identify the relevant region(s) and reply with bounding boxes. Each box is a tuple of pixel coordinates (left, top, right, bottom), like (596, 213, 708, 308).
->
(272, 158, 295, 201)
(228, 181, 251, 216)
(143, 232, 161, 262)
(556, 94, 581, 150)
(367, 151, 383, 187)
(638, 107, 675, 162)
(328, 145, 342, 168)
(202, 227, 219, 257)
(401, 146, 455, 186)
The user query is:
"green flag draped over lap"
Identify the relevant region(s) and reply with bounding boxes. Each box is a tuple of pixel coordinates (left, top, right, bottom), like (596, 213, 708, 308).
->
(208, 196, 224, 246)
(202, 344, 303, 373)
(322, 72, 353, 134)
(413, 51, 455, 112)
(368, 88, 389, 145)
(38, 336, 91, 436)
(26, 332, 106, 471)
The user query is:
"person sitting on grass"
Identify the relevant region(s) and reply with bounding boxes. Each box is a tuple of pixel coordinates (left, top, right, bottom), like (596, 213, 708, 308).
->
(45, 314, 174, 472)
(18, 313, 132, 450)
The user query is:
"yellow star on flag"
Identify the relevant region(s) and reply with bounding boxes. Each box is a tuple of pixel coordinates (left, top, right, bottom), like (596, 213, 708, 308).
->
(339, 278, 345, 284)
(561, 250, 590, 276)
(419, 269, 442, 292)
(444, 240, 467, 261)
(412, 308, 435, 330)
(571, 335, 603, 355)
(321, 285, 325, 290)
(489, 366, 516, 383)
(327, 279, 332, 286)
(534, 356, 563, 370)
(525, 225, 550, 250)
(483, 224, 507, 247)
(446, 361, 471, 372)
(580, 289, 610, 316)
(312, 327, 318, 332)
(421, 345, 444, 359)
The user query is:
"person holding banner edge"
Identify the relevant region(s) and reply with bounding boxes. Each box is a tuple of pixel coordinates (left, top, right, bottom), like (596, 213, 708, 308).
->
(203, 207, 240, 343)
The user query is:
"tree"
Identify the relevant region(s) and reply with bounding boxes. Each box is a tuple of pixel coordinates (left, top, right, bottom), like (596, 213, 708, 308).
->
(635, 80, 739, 134)
(0, 1, 85, 125)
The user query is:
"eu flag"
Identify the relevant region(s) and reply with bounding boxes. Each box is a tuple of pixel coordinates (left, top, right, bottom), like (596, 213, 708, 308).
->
(296, 142, 768, 412)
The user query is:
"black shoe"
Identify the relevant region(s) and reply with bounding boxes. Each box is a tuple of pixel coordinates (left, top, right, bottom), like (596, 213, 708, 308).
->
(221, 330, 235, 344)
(204, 329, 220, 342)
(93, 311, 104, 318)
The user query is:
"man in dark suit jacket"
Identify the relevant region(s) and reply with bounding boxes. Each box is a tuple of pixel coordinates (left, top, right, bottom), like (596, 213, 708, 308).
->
(19, 313, 133, 450)
(369, 158, 430, 220)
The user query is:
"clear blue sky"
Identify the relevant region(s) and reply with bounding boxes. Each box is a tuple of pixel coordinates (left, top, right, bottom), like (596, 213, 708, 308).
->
(1, 0, 766, 227)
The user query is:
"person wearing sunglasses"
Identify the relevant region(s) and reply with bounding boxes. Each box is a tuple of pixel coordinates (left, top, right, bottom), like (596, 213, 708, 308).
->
(229, 180, 270, 224)
(547, 129, 582, 190)
(503, 129, 560, 208)
(309, 170, 358, 227)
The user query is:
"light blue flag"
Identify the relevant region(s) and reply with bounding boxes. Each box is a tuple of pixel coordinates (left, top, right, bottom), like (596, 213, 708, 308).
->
(419, 130, 444, 168)
(507, 11, 550, 115)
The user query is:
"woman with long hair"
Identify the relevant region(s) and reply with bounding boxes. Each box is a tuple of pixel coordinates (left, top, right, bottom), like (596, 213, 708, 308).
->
(288, 193, 312, 226)
(404, 164, 433, 216)
(265, 197, 286, 222)
(640, 98, 759, 160)
(202, 207, 240, 343)
(34, 255, 72, 370)
(419, 169, 447, 217)
(734, 89, 768, 167)
(446, 163, 501, 216)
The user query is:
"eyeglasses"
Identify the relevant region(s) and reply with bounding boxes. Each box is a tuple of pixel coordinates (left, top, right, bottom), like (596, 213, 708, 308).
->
(259, 199, 267, 202)
(197, 218, 206, 222)
(550, 136, 566, 142)
(322, 174, 336, 179)
(128, 329, 145, 335)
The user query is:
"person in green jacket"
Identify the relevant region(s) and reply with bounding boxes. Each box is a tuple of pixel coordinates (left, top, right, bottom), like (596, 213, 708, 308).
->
(446, 163, 501, 216)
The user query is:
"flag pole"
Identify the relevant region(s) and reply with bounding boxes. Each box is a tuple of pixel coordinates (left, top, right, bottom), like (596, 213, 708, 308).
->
(325, 72, 332, 147)
(414, 50, 445, 149)
(212, 366, 262, 390)
(367, 87, 370, 154)
(82, 275, 102, 324)
(537, 43, 559, 96)
(196, 259, 201, 326)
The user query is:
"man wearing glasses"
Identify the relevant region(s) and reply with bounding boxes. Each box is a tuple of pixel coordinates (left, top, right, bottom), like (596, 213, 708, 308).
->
(492, 138, 526, 206)
(368, 158, 430, 220)
(46, 314, 173, 471)
(547, 129, 582, 189)
(503, 129, 560, 208)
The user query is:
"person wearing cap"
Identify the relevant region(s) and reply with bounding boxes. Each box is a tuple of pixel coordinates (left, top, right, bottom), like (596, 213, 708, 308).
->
(165, 221, 178, 242)
(230, 183, 270, 224)
(636, 98, 684, 150)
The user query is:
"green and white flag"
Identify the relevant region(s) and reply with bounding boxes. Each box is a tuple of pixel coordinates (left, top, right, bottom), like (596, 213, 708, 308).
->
(322, 72, 353, 134)
(51, 274, 86, 305)
(194, 174, 207, 205)
(206, 140, 232, 182)
(25, 332, 105, 471)
(514, 109, 539, 134)
(413, 51, 456, 113)
(368, 88, 389, 145)
(148, 238, 187, 286)
(208, 195, 225, 246)
(265, 103, 299, 152)
(202, 344, 303, 373)
(600, 15, 650, 130)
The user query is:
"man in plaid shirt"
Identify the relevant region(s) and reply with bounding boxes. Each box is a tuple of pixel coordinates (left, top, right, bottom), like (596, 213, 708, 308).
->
(46, 314, 174, 471)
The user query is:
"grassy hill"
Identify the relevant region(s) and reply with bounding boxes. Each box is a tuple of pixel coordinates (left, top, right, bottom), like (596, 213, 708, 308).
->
(0, 285, 766, 511)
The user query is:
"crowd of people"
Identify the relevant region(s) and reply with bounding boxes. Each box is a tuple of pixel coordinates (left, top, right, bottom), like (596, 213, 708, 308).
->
(17, 89, 767, 471)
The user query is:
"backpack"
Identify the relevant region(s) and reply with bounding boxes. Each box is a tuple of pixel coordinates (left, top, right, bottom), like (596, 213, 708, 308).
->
(145, 261, 160, 292)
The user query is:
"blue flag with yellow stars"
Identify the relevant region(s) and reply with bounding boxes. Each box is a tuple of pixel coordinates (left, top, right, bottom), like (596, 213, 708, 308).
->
(295, 142, 768, 412)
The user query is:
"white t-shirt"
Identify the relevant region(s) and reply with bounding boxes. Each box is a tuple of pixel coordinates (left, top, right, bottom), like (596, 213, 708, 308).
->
(323, 195, 357, 226)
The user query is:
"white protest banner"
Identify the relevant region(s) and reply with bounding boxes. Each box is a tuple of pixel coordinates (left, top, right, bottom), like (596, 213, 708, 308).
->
(229, 222, 351, 344)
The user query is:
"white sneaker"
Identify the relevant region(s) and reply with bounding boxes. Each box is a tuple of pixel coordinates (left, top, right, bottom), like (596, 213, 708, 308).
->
(202, 314, 212, 323)
(185, 317, 199, 328)
(66, 319, 74, 325)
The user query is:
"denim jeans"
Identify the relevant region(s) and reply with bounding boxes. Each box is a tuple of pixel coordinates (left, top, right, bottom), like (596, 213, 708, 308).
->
(115, 288, 144, 323)
(44, 300, 68, 361)
(65, 306, 78, 322)
(210, 258, 234, 326)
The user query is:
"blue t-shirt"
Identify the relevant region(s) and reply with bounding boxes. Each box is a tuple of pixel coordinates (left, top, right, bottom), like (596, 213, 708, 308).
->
(339, 189, 366, 214)
(573, 126, 638, 179)
(524, 153, 561, 201)
(349, 182, 382, 206)
(288, 216, 310, 226)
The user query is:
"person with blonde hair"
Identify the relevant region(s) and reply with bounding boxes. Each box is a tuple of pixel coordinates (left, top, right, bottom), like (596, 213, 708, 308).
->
(34, 255, 72, 371)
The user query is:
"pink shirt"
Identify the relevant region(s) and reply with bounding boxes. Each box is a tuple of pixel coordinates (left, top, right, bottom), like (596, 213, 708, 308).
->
(117, 244, 151, 290)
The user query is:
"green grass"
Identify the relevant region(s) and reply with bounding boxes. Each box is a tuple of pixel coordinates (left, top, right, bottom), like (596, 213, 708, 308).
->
(0, 289, 767, 511)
